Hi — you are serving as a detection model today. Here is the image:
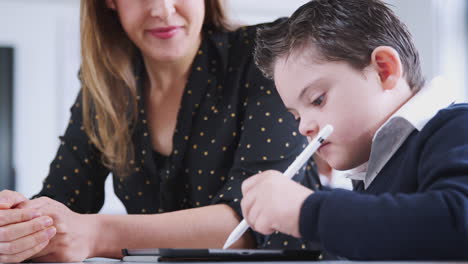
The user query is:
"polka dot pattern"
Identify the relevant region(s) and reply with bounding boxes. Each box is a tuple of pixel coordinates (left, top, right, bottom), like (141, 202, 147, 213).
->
(34, 23, 321, 251)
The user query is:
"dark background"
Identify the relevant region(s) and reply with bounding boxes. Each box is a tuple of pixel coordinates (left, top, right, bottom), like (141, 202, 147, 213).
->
(0, 47, 15, 190)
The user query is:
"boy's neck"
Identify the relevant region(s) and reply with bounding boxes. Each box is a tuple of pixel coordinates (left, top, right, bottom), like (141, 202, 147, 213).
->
(377, 80, 415, 130)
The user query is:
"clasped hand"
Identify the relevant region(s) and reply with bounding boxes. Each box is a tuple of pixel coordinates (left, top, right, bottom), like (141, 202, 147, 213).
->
(0, 190, 95, 262)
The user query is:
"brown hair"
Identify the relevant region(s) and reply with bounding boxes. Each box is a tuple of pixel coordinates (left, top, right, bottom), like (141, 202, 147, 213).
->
(80, 0, 231, 176)
(254, 0, 425, 91)
(205, 0, 232, 31)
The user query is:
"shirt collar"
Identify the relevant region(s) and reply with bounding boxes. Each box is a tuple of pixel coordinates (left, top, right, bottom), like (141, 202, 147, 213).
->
(382, 76, 455, 132)
(343, 162, 368, 181)
(343, 77, 455, 186)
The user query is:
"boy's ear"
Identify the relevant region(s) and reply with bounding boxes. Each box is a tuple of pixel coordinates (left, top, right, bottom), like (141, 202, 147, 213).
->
(105, 0, 117, 10)
(371, 46, 403, 91)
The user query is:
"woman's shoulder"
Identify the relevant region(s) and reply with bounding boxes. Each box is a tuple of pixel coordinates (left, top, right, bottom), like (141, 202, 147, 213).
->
(205, 18, 286, 56)
(229, 17, 287, 40)
(199, 20, 285, 93)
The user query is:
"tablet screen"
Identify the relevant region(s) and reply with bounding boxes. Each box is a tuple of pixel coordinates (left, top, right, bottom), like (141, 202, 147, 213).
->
(123, 248, 321, 261)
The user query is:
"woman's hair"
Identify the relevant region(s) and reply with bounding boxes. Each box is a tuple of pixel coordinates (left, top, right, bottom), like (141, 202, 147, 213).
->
(80, 0, 231, 176)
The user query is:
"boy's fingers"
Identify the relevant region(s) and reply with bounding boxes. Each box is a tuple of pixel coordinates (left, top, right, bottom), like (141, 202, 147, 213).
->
(240, 188, 258, 222)
(0, 191, 28, 209)
(246, 201, 261, 229)
(242, 170, 281, 195)
(254, 215, 276, 235)
(0, 209, 41, 226)
(241, 175, 261, 195)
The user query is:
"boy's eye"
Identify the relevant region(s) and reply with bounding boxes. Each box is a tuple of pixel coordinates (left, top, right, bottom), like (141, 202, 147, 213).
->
(311, 94, 325, 106)
(288, 111, 300, 122)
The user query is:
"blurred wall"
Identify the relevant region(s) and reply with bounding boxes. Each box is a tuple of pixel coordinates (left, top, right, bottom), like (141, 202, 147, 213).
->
(0, 0, 80, 199)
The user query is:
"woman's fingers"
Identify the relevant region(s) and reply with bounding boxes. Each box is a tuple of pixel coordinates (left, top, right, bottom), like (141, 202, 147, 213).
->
(0, 191, 28, 209)
(0, 237, 51, 263)
(0, 226, 56, 255)
(31, 253, 55, 263)
(15, 197, 53, 210)
(0, 208, 41, 226)
(0, 216, 54, 243)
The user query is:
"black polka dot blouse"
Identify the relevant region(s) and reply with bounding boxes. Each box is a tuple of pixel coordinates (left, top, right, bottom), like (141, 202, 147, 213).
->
(35, 23, 323, 250)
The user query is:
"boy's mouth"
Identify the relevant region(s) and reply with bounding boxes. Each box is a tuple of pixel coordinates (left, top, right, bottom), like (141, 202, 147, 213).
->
(318, 142, 330, 154)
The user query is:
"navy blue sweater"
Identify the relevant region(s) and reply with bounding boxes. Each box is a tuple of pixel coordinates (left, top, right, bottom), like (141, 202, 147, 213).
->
(300, 104, 468, 260)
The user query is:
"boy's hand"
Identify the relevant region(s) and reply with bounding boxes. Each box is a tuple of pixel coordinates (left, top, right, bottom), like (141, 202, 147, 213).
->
(241, 170, 313, 238)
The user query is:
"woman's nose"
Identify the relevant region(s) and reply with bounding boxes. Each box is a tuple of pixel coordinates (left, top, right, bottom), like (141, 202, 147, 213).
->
(150, 0, 176, 20)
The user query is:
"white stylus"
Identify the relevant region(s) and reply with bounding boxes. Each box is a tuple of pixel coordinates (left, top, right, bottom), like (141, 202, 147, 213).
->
(222, 124, 334, 249)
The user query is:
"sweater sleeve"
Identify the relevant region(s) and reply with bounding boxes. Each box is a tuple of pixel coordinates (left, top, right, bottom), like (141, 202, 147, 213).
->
(299, 111, 468, 260)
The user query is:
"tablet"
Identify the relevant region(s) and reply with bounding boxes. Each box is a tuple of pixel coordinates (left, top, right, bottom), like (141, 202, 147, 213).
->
(122, 248, 321, 262)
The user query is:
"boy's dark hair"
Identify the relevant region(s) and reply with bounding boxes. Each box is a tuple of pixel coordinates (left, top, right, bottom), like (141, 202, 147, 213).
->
(254, 0, 425, 90)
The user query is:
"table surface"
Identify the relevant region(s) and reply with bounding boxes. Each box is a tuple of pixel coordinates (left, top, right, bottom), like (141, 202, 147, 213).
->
(23, 258, 466, 264)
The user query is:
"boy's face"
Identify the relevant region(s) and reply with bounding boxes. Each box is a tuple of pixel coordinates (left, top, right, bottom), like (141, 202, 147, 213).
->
(274, 50, 397, 170)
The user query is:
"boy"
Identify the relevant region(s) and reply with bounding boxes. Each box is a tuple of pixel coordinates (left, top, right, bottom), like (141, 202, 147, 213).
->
(241, 0, 468, 260)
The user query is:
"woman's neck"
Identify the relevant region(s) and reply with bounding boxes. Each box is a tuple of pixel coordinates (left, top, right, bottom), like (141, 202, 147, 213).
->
(143, 36, 202, 93)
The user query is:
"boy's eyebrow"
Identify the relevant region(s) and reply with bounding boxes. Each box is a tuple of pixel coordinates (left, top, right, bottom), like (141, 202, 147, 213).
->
(298, 78, 326, 101)
(286, 78, 327, 112)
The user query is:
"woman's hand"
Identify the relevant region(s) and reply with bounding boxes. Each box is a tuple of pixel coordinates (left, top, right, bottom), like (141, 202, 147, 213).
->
(241, 170, 313, 237)
(0, 190, 56, 263)
(17, 197, 97, 262)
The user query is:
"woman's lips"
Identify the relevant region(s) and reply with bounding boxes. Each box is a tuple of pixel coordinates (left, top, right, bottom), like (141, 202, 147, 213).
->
(148, 26, 181, 39)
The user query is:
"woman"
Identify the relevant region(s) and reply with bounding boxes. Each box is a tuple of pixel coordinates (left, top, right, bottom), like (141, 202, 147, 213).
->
(0, 0, 320, 262)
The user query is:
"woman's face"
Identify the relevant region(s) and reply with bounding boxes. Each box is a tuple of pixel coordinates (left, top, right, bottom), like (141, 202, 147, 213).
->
(107, 0, 205, 63)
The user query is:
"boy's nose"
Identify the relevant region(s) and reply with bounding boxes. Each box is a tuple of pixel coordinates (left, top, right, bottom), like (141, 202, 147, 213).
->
(150, 0, 176, 20)
(298, 119, 319, 138)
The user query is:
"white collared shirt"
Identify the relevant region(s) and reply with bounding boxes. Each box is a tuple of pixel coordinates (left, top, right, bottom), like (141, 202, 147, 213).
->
(344, 77, 456, 189)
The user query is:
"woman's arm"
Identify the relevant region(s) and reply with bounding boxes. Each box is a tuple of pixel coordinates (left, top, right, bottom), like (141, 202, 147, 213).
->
(92, 204, 254, 258)
(18, 198, 253, 262)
